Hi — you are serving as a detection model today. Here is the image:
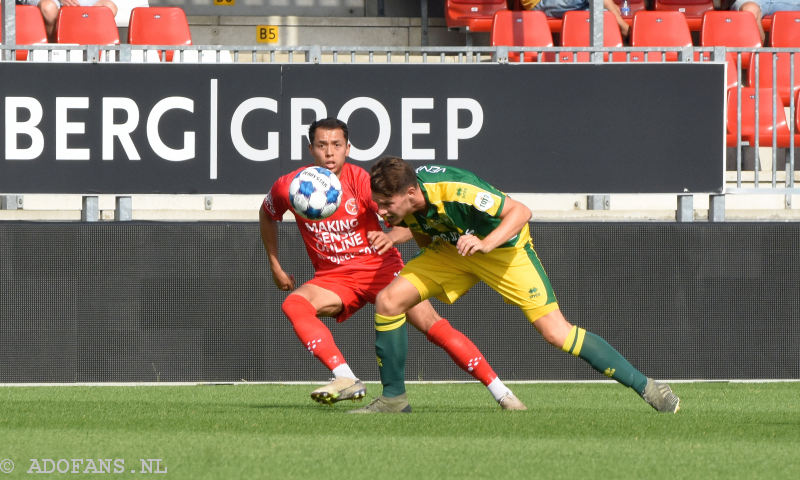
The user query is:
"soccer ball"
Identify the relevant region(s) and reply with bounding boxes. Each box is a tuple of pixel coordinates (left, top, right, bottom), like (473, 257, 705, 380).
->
(288, 166, 342, 220)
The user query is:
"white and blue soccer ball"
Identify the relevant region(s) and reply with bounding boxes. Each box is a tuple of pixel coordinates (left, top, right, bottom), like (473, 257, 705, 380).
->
(288, 166, 342, 220)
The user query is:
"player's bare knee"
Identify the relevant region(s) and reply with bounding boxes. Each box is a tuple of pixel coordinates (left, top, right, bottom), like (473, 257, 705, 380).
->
(534, 309, 573, 347)
(375, 289, 403, 317)
(374, 289, 392, 315)
(535, 324, 563, 347)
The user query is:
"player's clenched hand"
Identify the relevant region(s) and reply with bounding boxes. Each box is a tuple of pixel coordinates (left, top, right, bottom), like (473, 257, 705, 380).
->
(456, 234, 487, 256)
(271, 269, 296, 291)
(366, 230, 393, 255)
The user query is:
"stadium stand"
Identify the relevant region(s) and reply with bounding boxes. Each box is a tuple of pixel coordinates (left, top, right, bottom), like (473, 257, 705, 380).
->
(0, 5, 49, 61)
(490, 9, 553, 62)
(700, 10, 762, 69)
(128, 6, 192, 62)
(118, 0, 796, 47)
(558, 10, 623, 62)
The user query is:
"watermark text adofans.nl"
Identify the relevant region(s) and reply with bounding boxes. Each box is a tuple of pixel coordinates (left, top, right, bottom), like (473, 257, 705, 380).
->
(0, 458, 167, 475)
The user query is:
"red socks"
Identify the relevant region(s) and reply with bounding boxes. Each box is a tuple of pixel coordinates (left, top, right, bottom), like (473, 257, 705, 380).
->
(282, 295, 346, 370)
(282, 299, 497, 387)
(426, 319, 497, 386)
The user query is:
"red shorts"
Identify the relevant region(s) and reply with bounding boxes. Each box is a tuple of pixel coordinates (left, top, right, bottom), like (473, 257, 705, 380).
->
(308, 257, 404, 323)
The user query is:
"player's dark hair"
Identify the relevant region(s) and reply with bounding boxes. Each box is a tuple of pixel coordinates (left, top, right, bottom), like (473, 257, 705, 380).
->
(370, 156, 417, 197)
(308, 118, 349, 144)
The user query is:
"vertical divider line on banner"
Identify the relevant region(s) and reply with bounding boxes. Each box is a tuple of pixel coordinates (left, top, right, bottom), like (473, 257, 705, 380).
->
(210, 78, 219, 180)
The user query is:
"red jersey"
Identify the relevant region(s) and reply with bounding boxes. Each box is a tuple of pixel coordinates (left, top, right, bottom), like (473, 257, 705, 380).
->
(262, 163, 403, 273)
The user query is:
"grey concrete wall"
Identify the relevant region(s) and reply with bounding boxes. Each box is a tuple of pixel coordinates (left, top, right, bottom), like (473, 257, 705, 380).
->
(150, 0, 444, 18)
(186, 15, 472, 46)
(155, 0, 460, 47)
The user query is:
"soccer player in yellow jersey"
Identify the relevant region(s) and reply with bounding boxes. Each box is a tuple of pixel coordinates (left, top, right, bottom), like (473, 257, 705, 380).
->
(364, 157, 680, 413)
(262, 119, 525, 413)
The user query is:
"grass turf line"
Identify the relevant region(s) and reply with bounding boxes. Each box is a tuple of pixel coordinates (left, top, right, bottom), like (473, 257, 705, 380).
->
(1, 382, 798, 479)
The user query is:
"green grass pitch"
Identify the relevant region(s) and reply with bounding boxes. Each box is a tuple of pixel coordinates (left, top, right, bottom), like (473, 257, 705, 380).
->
(1, 382, 798, 479)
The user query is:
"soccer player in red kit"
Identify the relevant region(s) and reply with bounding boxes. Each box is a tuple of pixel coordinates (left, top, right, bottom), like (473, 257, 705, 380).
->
(259, 118, 525, 412)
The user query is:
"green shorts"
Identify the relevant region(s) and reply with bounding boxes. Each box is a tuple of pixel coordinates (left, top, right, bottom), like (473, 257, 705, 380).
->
(400, 239, 559, 322)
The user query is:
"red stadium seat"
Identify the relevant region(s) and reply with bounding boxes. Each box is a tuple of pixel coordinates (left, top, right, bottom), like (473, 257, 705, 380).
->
(700, 11, 762, 70)
(726, 87, 790, 147)
(769, 10, 800, 47)
(490, 10, 553, 62)
(747, 51, 800, 105)
(558, 10, 624, 62)
(2, 5, 49, 61)
(55, 6, 120, 46)
(446, 0, 507, 32)
(128, 7, 192, 62)
(630, 11, 692, 62)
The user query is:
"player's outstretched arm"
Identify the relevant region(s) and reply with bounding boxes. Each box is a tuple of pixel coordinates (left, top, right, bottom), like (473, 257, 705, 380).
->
(259, 207, 296, 291)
